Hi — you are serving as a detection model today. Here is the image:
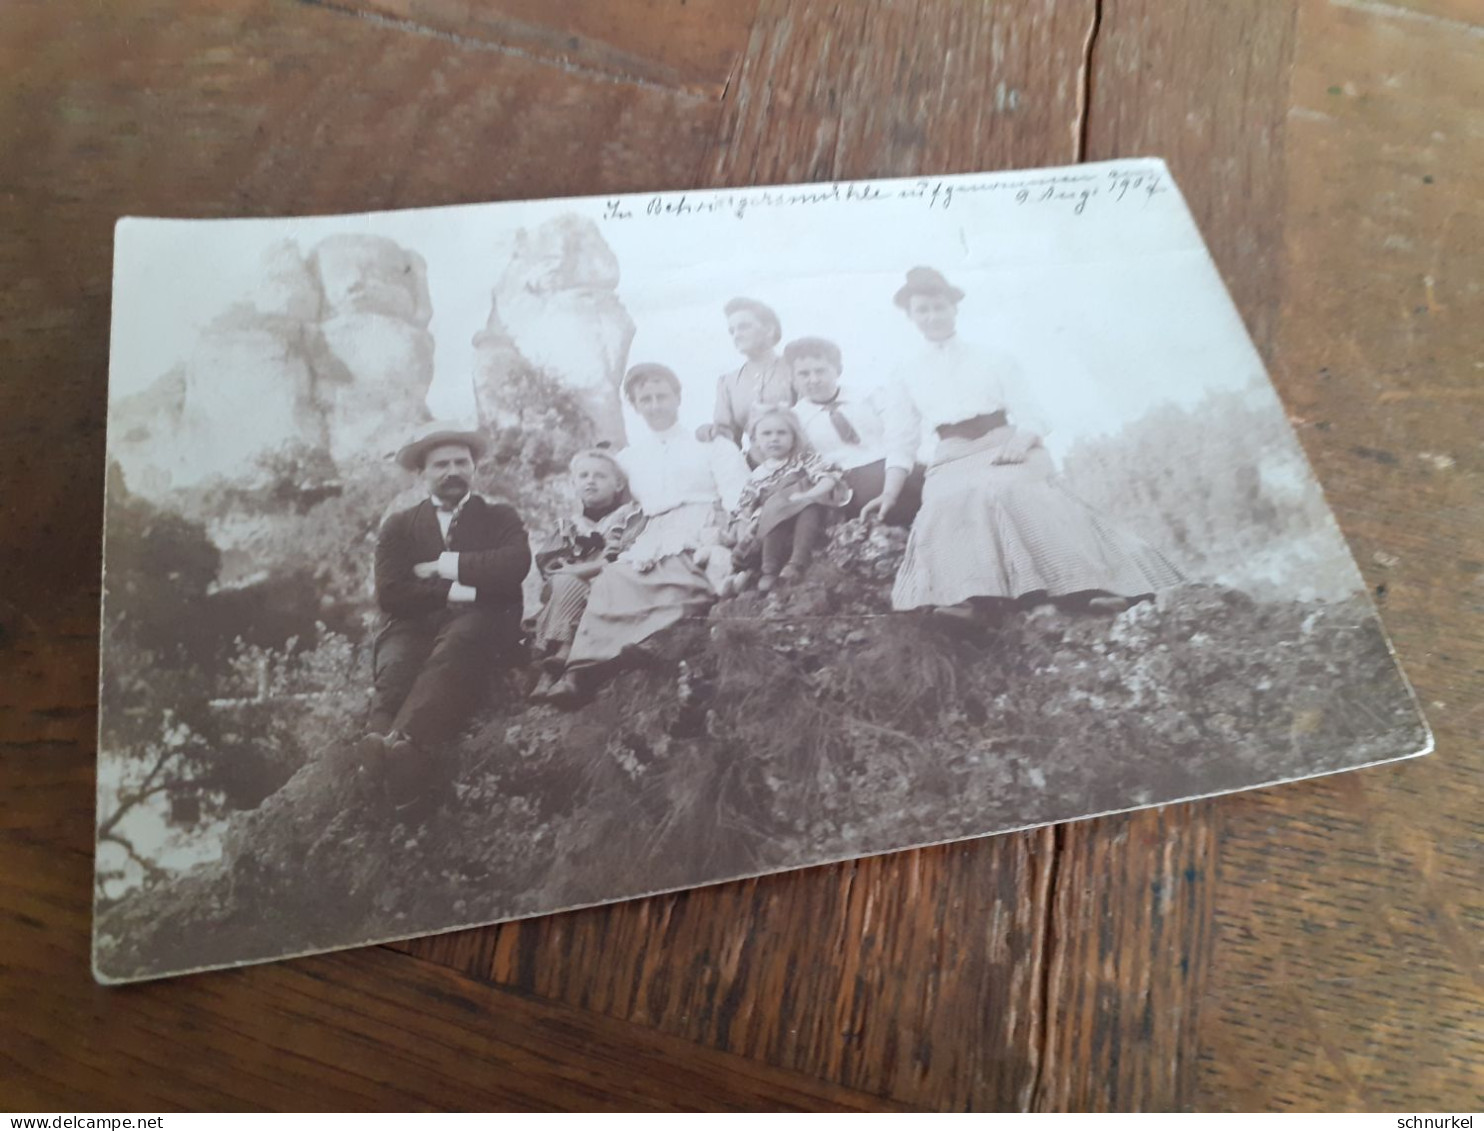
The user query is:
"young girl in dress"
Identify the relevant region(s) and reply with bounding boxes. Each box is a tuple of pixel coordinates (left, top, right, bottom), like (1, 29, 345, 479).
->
(530, 448, 645, 698)
(724, 407, 850, 593)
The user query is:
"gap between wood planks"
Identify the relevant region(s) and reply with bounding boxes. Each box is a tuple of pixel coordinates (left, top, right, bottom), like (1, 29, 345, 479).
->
(1074, 0, 1103, 169)
(1027, 0, 1100, 1111)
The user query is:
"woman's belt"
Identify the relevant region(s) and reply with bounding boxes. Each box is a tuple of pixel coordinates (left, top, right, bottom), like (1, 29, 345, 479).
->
(936, 410, 1007, 441)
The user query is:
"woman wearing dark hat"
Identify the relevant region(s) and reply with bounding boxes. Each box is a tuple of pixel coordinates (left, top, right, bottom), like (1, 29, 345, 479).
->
(864, 266, 1182, 618)
(541, 362, 749, 703)
(696, 296, 798, 449)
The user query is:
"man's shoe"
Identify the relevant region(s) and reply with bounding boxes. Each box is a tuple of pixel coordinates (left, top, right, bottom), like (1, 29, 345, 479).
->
(353, 732, 392, 791)
(383, 732, 429, 812)
(384, 738, 458, 824)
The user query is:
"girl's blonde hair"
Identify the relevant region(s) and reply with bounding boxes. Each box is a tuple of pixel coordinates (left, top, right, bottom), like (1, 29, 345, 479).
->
(746, 406, 812, 458)
(568, 447, 631, 503)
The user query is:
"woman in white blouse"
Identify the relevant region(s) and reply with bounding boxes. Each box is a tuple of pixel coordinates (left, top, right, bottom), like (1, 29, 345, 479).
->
(865, 267, 1182, 619)
(542, 362, 749, 704)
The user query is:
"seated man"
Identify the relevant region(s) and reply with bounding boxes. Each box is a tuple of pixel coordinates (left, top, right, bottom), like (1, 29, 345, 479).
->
(363, 423, 531, 812)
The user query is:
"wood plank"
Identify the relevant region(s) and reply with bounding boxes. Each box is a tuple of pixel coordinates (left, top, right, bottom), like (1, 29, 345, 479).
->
(1030, 810, 1217, 1112)
(336, 0, 758, 94)
(407, 840, 1053, 1110)
(1194, 0, 1484, 1110)
(3, 829, 903, 1111)
(698, 0, 1098, 185)
(1084, 0, 1297, 352)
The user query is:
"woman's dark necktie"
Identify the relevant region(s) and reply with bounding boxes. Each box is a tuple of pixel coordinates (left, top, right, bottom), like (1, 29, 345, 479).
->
(818, 394, 861, 445)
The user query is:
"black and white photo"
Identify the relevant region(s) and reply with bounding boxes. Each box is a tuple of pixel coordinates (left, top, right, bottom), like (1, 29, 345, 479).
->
(93, 159, 1431, 983)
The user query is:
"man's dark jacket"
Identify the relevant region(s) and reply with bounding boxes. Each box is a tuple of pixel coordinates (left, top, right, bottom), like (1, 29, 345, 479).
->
(374, 495, 531, 635)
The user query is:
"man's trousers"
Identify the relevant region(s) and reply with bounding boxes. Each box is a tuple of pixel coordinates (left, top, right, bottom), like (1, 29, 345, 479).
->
(369, 607, 509, 747)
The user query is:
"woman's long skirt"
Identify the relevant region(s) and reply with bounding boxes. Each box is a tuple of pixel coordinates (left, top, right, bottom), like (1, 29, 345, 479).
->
(891, 428, 1184, 610)
(566, 503, 720, 669)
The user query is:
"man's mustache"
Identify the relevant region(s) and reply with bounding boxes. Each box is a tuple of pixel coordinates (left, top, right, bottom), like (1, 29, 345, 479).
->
(437, 474, 469, 492)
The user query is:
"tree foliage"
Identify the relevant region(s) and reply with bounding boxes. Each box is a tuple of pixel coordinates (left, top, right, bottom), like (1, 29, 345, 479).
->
(96, 464, 368, 902)
(1059, 385, 1358, 600)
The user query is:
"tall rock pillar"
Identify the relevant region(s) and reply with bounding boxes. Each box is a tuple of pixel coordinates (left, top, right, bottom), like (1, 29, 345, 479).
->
(311, 234, 437, 465)
(472, 214, 635, 452)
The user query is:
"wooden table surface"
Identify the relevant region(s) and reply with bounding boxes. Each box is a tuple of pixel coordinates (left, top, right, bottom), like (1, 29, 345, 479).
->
(3, 0, 1480, 1112)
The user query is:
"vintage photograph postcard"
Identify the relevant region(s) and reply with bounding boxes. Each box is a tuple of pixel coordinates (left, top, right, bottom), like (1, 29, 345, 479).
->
(93, 158, 1432, 983)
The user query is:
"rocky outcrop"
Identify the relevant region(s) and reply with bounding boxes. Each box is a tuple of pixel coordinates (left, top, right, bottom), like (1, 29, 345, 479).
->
(110, 234, 436, 501)
(312, 234, 435, 464)
(472, 213, 635, 448)
(92, 539, 1423, 981)
(109, 221, 637, 597)
(250, 238, 324, 323)
(111, 296, 328, 495)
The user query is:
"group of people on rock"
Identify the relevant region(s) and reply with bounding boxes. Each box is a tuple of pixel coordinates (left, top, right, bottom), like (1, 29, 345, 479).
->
(359, 267, 1183, 814)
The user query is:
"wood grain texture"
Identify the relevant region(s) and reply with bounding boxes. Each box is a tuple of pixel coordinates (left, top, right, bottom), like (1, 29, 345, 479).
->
(2, 0, 1478, 1112)
(405, 841, 1054, 1109)
(333, 0, 758, 94)
(4, 836, 900, 1111)
(1030, 813, 1217, 1112)
(1194, 0, 1484, 1110)
(697, 0, 1097, 185)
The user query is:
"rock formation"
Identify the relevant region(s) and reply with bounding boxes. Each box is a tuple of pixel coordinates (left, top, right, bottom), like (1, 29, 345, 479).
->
(111, 239, 329, 496)
(472, 213, 635, 449)
(110, 234, 437, 502)
(179, 302, 329, 478)
(312, 234, 435, 464)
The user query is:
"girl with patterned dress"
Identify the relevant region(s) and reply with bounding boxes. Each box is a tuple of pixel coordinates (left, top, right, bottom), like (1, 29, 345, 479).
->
(529, 448, 646, 698)
(724, 407, 850, 593)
